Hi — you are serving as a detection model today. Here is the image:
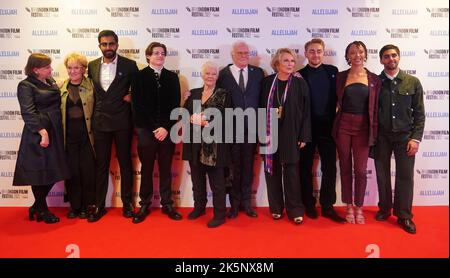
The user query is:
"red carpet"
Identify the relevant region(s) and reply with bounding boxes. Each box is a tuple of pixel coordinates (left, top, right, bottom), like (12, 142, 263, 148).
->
(0, 206, 447, 258)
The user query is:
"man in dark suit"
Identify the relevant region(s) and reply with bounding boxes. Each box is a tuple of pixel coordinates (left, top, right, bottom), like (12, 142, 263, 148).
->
(87, 30, 138, 222)
(130, 42, 182, 223)
(217, 41, 264, 219)
(298, 38, 346, 223)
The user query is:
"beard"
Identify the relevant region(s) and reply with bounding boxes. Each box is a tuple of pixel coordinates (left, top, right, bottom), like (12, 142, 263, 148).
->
(102, 49, 116, 59)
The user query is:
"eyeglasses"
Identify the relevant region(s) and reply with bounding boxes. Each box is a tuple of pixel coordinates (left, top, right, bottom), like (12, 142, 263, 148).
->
(235, 51, 250, 56)
(99, 42, 117, 47)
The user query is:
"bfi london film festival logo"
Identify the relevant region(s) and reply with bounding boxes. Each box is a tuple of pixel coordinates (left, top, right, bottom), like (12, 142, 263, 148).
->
(105, 7, 139, 17)
(66, 28, 99, 39)
(118, 49, 140, 60)
(1, 188, 28, 199)
(0, 69, 23, 80)
(0, 150, 18, 160)
(306, 27, 339, 38)
(0, 111, 21, 121)
(231, 8, 258, 15)
(417, 169, 448, 179)
(146, 27, 180, 38)
(266, 48, 300, 58)
(27, 49, 61, 60)
(71, 8, 98, 16)
(25, 7, 59, 17)
(346, 6, 379, 17)
(366, 49, 379, 60)
(424, 49, 449, 59)
(266, 6, 300, 17)
(186, 6, 220, 17)
(425, 89, 449, 100)
(386, 28, 419, 39)
(423, 130, 449, 141)
(0, 28, 20, 39)
(186, 48, 220, 59)
(426, 7, 448, 17)
(226, 27, 260, 38)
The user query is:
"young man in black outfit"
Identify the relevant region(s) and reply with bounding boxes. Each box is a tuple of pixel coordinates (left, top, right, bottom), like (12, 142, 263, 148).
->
(298, 38, 346, 223)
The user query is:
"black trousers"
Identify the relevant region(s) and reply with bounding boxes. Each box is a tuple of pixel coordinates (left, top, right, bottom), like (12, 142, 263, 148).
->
(265, 153, 304, 219)
(65, 139, 95, 211)
(374, 132, 415, 219)
(94, 128, 133, 208)
(299, 122, 337, 209)
(229, 142, 256, 209)
(31, 184, 54, 210)
(189, 161, 226, 220)
(137, 128, 175, 206)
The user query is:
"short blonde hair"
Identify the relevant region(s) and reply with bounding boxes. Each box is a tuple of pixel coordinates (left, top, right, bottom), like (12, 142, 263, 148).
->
(64, 52, 88, 68)
(270, 48, 297, 72)
(201, 61, 219, 75)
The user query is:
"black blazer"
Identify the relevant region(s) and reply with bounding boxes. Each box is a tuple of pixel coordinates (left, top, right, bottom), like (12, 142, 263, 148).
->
(131, 67, 180, 131)
(182, 87, 231, 168)
(260, 74, 312, 164)
(299, 63, 338, 122)
(88, 55, 138, 132)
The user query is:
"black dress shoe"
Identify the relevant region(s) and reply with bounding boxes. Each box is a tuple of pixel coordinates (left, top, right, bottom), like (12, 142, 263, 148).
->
(244, 207, 258, 218)
(122, 203, 135, 218)
(37, 210, 60, 224)
(132, 205, 150, 224)
(188, 208, 206, 220)
(162, 205, 182, 220)
(207, 218, 225, 228)
(227, 207, 239, 219)
(305, 206, 319, 219)
(375, 210, 391, 221)
(78, 210, 87, 219)
(28, 206, 38, 221)
(322, 208, 346, 223)
(67, 209, 79, 219)
(397, 218, 416, 234)
(87, 207, 107, 222)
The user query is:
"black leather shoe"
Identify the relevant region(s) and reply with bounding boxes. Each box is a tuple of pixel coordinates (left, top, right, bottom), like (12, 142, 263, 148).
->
(227, 207, 239, 219)
(207, 218, 225, 228)
(87, 207, 107, 222)
(67, 209, 79, 219)
(28, 206, 38, 221)
(375, 210, 391, 221)
(162, 205, 182, 220)
(188, 208, 206, 220)
(397, 218, 416, 234)
(132, 204, 150, 224)
(78, 210, 87, 219)
(122, 203, 135, 218)
(322, 208, 346, 223)
(37, 210, 60, 224)
(245, 207, 258, 218)
(305, 206, 319, 219)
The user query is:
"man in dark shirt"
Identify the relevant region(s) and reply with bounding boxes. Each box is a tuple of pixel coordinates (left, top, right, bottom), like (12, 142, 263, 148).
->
(298, 38, 346, 223)
(374, 44, 425, 234)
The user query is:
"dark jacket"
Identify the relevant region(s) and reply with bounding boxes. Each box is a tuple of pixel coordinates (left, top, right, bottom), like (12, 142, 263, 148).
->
(332, 68, 381, 146)
(260, 74, 312, 164)
(182, 87, 231, 167)
(131, 67, 181, 131)
(299, 63, 338, 122)
(88, 55, 138, 132)
(13, 76, 70, 185)
(378, 70, 425, 141)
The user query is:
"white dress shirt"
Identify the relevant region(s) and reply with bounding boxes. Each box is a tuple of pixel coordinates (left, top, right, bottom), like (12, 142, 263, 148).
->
(230, 64, 248, 89)
(100, 55, 118, 91)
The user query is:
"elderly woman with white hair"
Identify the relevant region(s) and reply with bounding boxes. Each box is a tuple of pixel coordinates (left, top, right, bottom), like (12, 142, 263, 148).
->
(182, 61, 232, 228)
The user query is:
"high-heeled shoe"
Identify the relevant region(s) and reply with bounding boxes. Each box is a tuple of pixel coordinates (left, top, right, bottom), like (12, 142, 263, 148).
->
(272, 213, 282, 220)
(346, 205, 355, 224)
(28, 206, 38, 221)
(355, 207, 365, 224)
(293, 216, 304, 225)
(36, 210, 60, 224)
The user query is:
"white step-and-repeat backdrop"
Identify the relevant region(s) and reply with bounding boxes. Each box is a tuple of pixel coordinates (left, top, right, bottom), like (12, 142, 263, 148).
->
(0, 0, 448, 207)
